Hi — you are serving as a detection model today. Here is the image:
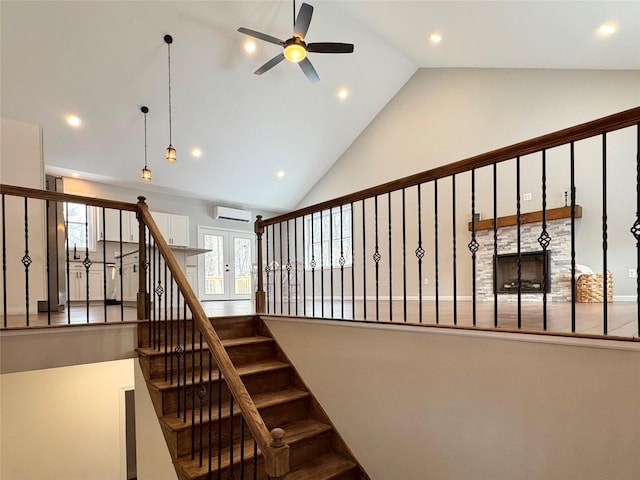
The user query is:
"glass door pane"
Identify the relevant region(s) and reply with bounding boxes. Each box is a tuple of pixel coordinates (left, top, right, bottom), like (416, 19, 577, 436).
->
(203, 233, 225, 296)
(234, 237, 252, 295)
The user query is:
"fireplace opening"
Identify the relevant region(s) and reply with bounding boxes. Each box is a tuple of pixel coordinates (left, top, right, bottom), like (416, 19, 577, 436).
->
(494, 251, 550, 294)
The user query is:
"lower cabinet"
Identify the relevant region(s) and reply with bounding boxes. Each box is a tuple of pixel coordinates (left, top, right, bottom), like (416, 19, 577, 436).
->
(68, 263, 105, 301)
(116, 253, 139, 303)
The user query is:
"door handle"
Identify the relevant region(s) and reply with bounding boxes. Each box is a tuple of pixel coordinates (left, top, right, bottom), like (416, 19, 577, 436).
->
(225, 264, 230, 272)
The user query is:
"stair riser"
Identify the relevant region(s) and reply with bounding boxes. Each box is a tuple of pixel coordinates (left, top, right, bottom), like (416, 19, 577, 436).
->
(139, 316, 258, 348)
(157, 368, 293, 417)
(288, 431, 332, 470)
(146, 340, 276, 380)
(182, 456, 268, 480)
(173, 397, 310, 458)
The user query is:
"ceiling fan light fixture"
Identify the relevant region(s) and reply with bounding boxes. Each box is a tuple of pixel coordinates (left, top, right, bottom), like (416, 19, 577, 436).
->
(284, 41, 307, 63)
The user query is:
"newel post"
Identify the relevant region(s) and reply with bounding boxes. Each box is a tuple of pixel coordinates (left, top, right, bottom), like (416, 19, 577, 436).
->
(265, 428, 289, 480)
(255, 215, 266, 314)
(136, 196, 150, 320)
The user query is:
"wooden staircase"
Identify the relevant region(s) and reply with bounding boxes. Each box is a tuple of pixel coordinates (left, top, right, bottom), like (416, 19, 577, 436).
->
(137, 315, 369, 480)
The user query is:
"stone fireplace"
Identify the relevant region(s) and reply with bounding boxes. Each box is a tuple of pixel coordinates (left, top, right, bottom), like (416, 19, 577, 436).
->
(494, 251, 550, 294)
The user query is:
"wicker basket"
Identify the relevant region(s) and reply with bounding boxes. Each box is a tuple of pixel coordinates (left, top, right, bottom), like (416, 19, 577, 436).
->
(576, 272, 613, 303)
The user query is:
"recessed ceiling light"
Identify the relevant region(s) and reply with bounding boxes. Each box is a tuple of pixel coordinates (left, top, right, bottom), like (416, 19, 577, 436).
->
(71, 172, 80, 178)
(430, 33, 442, 44)
(276, 170, 285, 178)
(66, 115, 81, 127)
(338, 88, 349, 100)
(244, 40, 257, 53)
(191, 147, 202, 158)
(598, 23, 616, 35)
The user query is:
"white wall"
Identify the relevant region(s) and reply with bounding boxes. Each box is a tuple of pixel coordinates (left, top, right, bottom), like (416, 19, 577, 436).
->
(0, 359, 135, 480)
(0, 117, 47, 314)
(265, 317, 640, 480)
(297, 69, 640, 297)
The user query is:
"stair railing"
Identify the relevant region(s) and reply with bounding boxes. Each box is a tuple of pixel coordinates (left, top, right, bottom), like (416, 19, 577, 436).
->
(137, 198, 290, 479)
(255, 106, 640, 340)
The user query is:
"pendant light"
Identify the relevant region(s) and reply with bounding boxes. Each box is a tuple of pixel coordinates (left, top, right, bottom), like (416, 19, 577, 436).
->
(164, 34, 176, 163)
(141, 106, 151, 182)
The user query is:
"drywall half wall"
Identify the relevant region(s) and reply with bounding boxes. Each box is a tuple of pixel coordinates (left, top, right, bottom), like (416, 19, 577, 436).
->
(264, 316, 640, 480)
(0, 359, 135, 480)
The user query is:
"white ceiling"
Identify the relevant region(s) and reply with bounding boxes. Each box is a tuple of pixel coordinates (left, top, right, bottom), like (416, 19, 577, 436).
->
(2, 1, 638, 212)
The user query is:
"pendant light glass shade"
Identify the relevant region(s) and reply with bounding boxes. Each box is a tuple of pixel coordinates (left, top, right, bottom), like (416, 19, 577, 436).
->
(141, 106, 151, 182)
(164, 34, 176, 163)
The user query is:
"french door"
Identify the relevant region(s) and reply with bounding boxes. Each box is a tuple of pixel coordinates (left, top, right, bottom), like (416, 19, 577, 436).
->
(197, 226, 254, 301)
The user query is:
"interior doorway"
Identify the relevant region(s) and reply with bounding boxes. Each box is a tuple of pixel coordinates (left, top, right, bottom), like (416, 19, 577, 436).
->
(197, 226, 254, 301)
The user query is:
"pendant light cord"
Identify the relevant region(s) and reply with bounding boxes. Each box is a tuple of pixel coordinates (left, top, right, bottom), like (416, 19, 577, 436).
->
(167, 41, 172, 145)
(293, 0, 296, 29)
(144, 110, 148, 168)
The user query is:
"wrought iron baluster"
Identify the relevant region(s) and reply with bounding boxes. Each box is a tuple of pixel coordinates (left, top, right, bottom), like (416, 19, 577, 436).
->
(402, 188, 407, 322)
(374, 195, 380, 321)
(294, 217, 298, 316)
(633, 124, 640, 336)
(310, 213, 316, 317)
(329, 207, 333, 318)
(493, 164, 498, 328)
(45, 199, 51, 325)
(434, 179, 439, 324)
(175, 292, 183, 418)
(516, 157, 522, 328)
(253, 440, 258, 480)
(416, 184, 424, 324)
(120, 211, 125, 323)
(468, 169, 479, 327)
(452, 175, 457, 325)
(279, 221, 283, 314)
(218, 369, 223, 478)
(265, 225, 270, 314)
(208, 350, 213, 477)
(302, 215, 306, 317)
(102, 207, 107, 322)
(602, 133, 609, 334)
(388, 193, 392, 322)
(66, 202, 71, 324)
(538, 150, 551, 330)
(183, 301, 188, 424)
(1, 194, 6, 328)
(339, 205, 345, 318)
(229, 396, 235, 479)
(22, 197, 31, 326)
(286, 219, 291, 315)
(240, 416, 246, 480)
(351, 201, 355, 320)
(272, 224, 276, 312)
(198, 331, 205, 467)
(169, 272, 174, 385)
(362, 199, 367, 320)
(84, 204, 91, 323)
(571, 142, 577, 332)
(320, 209, 324, 317)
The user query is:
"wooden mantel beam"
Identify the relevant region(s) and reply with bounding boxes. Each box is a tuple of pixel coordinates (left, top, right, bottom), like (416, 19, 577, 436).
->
(468, 205, 582, 232)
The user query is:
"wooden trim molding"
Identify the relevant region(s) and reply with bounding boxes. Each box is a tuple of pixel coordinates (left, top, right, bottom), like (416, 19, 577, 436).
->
(468, 205, 582, 232)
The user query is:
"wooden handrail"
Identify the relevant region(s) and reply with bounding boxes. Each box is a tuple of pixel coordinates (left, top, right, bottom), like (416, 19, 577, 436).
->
(137, 200, 289, 477)
(0, 184, 138, 211)
(259, 106, 640, 227)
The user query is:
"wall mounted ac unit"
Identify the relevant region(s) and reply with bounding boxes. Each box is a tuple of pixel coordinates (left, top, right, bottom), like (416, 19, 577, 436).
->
(213, 206, 252, 223)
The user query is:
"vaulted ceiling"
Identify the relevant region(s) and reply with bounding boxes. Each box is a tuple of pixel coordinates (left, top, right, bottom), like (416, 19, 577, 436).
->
(2, 1, 638, 212)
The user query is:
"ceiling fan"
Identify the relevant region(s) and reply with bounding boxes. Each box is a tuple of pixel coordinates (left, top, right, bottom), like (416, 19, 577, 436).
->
(238, 1, 354, 83)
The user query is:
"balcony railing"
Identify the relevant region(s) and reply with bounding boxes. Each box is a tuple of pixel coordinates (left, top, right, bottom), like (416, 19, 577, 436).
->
(255, 106, 640, 340)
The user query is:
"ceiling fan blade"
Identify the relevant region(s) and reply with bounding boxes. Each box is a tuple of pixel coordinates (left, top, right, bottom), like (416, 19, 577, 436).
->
(299, 57, 319, 83)
(254, 53, 285, 75)
(238, 27, 284, 46)
(293, 3, 314, 39)
(307, 42, 354, 54)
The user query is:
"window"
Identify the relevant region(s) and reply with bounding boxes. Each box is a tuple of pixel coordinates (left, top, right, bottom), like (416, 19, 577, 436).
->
(64, 202, 96, 252)
(305, 206, 352, 269)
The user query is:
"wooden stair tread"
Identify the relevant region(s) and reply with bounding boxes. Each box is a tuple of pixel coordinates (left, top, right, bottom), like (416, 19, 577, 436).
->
(284, 452, 358, 480)
(148, 359, 291, 391)
(176, 418, 333, 478)
(137, 335, 273, 357)
(161, 387, 309, 431)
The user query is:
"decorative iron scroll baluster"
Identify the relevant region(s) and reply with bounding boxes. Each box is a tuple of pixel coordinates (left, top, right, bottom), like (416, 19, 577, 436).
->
(602, 133, 609, 334)
(362, 199, 367, 320)
(272, 224, 277, 312)
(66, 203, 71, 324)
(516, 157, 522, 328)
(164, 263, 169, 381)
(468, 169, 479, 326)
(2, 194, 6, 328)
(416, 184, 424, 324)
(571, 142, 577, 332)
(183, 301, 188, 423)
(633, 123, 640, 335)
(208, 350, 213, 477)
(175, 292, 183, 418)
(218, 369, 223, 476)
(22, 197, 31, 325)
(493, 164, 498, 328)
(190, 307, 196, 459)
(120, 211, 125, 323)
(198, 332, 205, 467)
(294, 217, 298, 316)
(302, 215, 306, 317)
(373, 195, 380, 321)
(452, 175, 457, 325)
(169, 272, 174, 385)
(83, 204, 91, 323)
(538, 150, 550, 330)
(434, 179, 440, 324)
(102, 207, 107, 322)
(402, 188, 407, 322)
(388, 193, 392, 322)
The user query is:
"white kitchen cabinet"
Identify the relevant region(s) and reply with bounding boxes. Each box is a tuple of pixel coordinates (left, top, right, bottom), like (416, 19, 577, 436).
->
(150, 212, 189, 247)
(67, 262, 105, 301)
(115, 252, 139, 303)
(98, 209, 139, 243)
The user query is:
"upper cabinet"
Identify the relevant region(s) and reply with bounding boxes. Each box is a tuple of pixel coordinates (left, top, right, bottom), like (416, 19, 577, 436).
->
(150, 212, 189, 247)
(98, 209, 139, 243)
